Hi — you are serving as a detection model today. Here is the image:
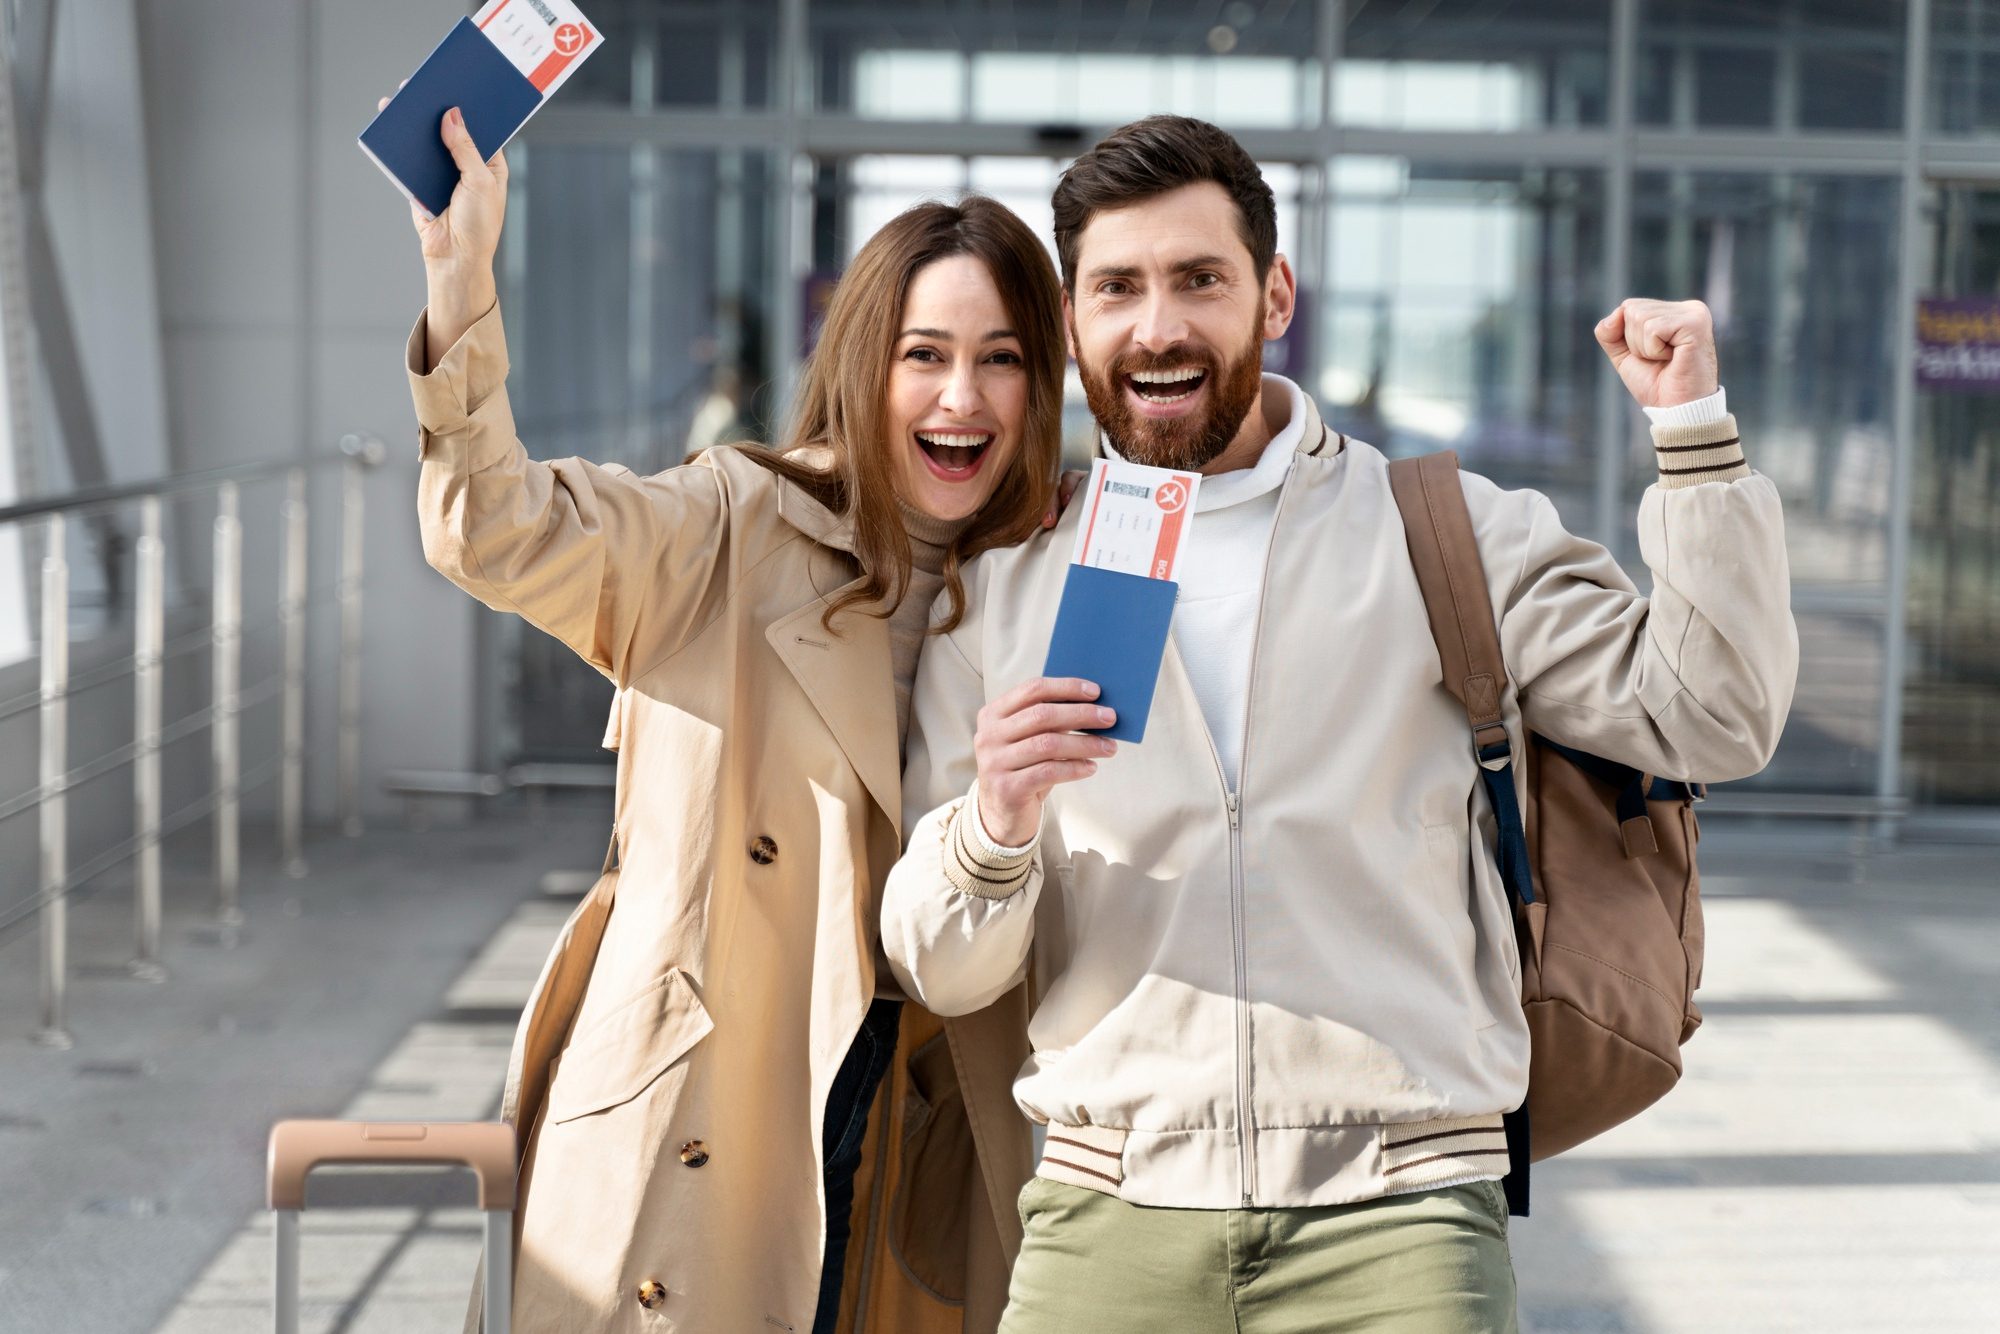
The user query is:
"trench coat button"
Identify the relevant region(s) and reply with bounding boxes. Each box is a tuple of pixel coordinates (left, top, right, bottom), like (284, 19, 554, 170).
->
(680, 1140, 709, 1167)
(749, 835, 778, 865)
(637, 1280, 668, 1310)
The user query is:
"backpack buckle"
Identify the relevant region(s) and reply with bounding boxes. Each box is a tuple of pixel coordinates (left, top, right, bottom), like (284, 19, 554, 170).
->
(1474, 722, 1511, 765)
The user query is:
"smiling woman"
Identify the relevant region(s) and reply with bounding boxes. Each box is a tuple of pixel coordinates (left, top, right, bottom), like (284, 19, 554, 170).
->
(399, 104, 1064, 1334)
(746, 198, 1066, 633)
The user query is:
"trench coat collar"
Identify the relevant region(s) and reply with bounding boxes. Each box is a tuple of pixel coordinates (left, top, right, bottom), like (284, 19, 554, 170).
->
(767, 480, 901, 838)
(771, 454, 857, 554)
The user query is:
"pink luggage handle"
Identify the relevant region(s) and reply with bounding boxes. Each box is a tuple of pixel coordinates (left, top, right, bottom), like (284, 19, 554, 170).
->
(267, 1120, 516, 1334)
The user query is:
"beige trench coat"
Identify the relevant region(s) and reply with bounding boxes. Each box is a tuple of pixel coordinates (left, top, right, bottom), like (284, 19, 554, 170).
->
(407, 307, 1034, 1334)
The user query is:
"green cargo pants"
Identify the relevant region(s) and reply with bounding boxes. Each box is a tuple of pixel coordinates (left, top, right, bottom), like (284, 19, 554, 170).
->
(999, 1177, 1518, 1334)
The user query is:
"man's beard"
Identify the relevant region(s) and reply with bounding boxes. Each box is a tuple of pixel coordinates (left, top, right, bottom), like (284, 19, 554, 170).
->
(1075, 315, 1265, 472)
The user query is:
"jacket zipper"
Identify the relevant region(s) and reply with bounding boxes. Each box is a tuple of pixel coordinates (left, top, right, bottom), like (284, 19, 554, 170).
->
(1214, 467, 1296, 1209)
(1226, 789, 1253, 1206)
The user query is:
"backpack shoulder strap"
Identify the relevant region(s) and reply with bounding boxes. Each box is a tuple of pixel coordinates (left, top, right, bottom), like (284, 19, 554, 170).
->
(1386, 451, 1510, 760)
(1388, 449, 1537, 1217)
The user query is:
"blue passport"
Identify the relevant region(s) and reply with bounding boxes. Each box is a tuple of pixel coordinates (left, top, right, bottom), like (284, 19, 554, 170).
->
(1042, 564, 1180, 744)
(358, 18, 544, 218)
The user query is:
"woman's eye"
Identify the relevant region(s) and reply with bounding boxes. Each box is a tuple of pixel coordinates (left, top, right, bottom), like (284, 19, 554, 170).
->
(988, 350, 1021, 365)
(905, 347, 942, 363)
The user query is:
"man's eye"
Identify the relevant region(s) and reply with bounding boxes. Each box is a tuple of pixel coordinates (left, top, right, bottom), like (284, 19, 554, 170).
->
(1100, 282, 1129, 296)
(1190, 272, 1219, 289)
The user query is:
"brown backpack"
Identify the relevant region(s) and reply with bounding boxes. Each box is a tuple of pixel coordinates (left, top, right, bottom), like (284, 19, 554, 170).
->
(1388, 451, 1706, 1211)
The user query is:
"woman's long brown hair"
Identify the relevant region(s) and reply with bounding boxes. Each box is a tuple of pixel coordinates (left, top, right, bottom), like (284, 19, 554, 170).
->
(743, 196, 1064, 632)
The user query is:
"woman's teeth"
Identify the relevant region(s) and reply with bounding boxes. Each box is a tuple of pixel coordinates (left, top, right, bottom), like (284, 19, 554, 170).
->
(1128, 368, 1207, 404)
(916, 431, 991, 472)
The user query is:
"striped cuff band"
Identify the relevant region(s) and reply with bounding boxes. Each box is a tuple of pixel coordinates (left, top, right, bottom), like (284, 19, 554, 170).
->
(940, 798, 1035, 902)
(1653, 412, 1749, 490)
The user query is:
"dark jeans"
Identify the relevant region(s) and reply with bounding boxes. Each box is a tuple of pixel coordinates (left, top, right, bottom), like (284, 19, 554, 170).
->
(812, 997, 904, 1334)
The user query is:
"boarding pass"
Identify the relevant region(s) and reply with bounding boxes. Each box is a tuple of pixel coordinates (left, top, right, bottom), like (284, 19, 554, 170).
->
(474, 0, 604, 98)
(1068, 458, 1201, 581)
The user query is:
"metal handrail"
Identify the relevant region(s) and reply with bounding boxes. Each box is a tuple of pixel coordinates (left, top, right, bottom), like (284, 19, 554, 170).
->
(0, 453, 347, 526)
(2, 436, 384, 1046)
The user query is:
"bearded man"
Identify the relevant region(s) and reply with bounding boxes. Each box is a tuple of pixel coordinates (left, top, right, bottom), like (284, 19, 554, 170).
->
(883, 116, 1796, 1334)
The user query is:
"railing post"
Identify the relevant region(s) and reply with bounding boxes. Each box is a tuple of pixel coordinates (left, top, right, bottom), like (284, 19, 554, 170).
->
(36, 513, 70, 1048)
(212, 482, 242, 928)
(279, 468, 308, 877)
(130, 495, 166, 982)
(337, 439, 370, 837)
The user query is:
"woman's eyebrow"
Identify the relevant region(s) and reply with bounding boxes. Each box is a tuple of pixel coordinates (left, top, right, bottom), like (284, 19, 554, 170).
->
(900, 327, 1017, 342)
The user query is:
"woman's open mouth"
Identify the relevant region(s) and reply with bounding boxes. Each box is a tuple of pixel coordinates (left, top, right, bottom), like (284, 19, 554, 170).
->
(916, 430, 992, 479)
(1126, 367, 1208, 406)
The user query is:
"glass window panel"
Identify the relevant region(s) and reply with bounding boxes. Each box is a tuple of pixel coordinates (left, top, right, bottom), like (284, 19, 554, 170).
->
(551, 0, 778, 109)
(508, 144, 781, 468)
(1631, 171, 1899, 795)
(815, 0, 1321, 128)
(1637, 0, 1905, 132)
(1320, 161, 1607, 525)
(498, 142, 784, 760)
(1910, 185, 2000, 804)
(1341, 0, 1610, 129)
(1933, 0, 2000, 134)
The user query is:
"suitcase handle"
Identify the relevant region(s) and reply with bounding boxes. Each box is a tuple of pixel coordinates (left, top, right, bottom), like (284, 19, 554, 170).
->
(267, 1119, 516, 1209)
(267, 1120, 515, 1334)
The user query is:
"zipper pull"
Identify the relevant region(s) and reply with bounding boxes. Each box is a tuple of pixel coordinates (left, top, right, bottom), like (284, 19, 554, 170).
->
(1226, 792, 1240, 830)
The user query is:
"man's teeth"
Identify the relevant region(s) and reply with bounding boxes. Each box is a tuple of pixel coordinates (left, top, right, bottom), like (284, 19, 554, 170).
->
(916, 431, 991, 472)
(1129, 368, 1206, 403)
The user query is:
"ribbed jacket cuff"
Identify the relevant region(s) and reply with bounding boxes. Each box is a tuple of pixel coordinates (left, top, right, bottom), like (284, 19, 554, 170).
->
(939, 796, 1036, 901)
(1653, 412, 1749, 490)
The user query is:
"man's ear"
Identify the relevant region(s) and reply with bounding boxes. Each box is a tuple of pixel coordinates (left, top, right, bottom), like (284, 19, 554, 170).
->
(1262, 255, 1298, 342)
(1062, 289, 1078, 361)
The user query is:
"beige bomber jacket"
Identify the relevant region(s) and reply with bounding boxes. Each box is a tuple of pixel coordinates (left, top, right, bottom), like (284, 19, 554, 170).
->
(883, 391, 1797, 1211)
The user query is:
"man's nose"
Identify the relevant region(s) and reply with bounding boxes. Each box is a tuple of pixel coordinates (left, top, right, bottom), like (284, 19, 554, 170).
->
(1131, 290, 1190, 352)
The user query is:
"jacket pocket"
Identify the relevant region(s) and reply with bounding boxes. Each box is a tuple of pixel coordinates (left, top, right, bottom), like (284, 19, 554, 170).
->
(545, 967, 714, 1124)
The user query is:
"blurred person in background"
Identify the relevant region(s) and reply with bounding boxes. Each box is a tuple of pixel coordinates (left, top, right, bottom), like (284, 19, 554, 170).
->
(397, 104, 1062, 1334)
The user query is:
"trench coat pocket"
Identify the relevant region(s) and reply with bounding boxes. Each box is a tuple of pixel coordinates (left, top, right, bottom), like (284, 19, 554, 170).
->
(545, 967, 714, 1124)
(891, 1030, 975, 1303)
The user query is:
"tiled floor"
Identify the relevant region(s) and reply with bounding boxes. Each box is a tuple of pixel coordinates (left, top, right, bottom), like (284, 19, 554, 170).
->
(5, 813, 1998, 1332)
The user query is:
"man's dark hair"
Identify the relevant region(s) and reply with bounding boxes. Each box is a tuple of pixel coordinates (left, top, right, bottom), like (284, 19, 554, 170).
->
(1051, 115, 1277, 292)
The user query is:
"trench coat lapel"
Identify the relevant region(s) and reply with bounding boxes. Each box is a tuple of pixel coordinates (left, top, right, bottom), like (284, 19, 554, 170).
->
(766, 591, 901, 838)
(769, 477, 904, 837)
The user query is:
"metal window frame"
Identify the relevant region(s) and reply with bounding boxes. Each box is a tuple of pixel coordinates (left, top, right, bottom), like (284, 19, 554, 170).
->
(519, 0, 1992, 808)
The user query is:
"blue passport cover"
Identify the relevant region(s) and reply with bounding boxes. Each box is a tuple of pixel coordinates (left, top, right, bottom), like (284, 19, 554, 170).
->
(1042, 564, 1179, 744)
(358, 18, 543, 218)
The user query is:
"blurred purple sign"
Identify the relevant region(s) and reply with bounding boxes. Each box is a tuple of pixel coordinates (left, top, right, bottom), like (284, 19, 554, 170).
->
(1917, 298, 2000, 393)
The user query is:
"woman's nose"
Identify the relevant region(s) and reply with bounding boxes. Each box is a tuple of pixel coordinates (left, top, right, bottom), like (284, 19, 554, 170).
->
(938, 359, 983, 415)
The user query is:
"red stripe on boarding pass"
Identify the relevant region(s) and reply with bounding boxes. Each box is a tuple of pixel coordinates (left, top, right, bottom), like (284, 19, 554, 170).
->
(528, 23, 594, 90)
(1148, 474, 1193, 579)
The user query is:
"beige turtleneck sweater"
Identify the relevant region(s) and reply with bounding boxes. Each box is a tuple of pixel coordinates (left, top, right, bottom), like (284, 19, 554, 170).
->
(889, 499, 971, 752)
(872, 500, 969, 1003)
